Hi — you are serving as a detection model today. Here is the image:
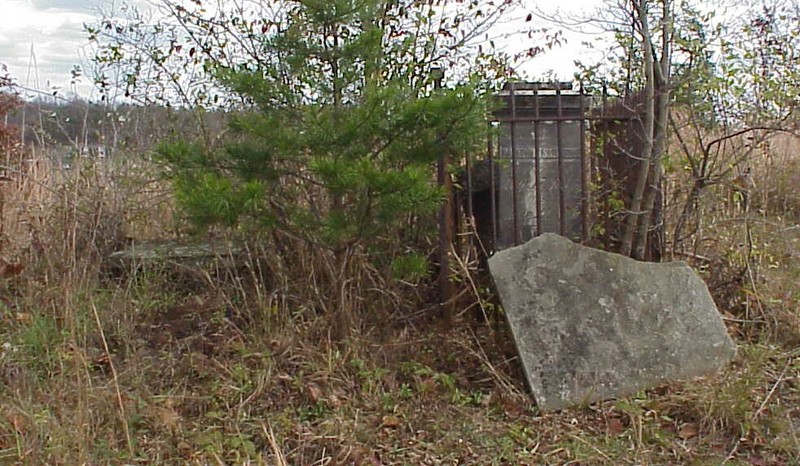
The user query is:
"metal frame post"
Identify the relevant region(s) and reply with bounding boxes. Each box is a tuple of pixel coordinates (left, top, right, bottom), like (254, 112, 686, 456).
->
(509, 82, 520, 246)
(556, 83, 566, 236)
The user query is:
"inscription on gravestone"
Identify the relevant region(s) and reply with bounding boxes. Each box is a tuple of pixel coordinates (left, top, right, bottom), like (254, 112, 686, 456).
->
(497, 121, 583, 248)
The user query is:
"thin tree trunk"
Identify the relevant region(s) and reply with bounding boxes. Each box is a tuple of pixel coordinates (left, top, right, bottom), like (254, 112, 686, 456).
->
(635, 166, 660, 259)
(634, 0, 672, 260)
(672, 178, 705, 254)
(621, 0, 656, 258)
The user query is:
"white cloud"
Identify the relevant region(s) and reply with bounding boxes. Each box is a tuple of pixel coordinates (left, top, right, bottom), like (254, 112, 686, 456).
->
(30, 0, 101, 11)
(0, 0, 608, 100)
(0, 0, 90, 34)
(0, 0, 95, 96)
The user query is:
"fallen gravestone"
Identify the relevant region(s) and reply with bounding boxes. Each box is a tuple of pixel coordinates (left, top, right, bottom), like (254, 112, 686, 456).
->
(106, 240, 244, 281)
(488, 233, 736, 411)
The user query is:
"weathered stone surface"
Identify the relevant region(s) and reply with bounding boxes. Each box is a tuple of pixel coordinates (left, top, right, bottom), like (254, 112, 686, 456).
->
(107, 241, 244, 278)
(488, 233, 736, 411)
(497, 121, 584, 247)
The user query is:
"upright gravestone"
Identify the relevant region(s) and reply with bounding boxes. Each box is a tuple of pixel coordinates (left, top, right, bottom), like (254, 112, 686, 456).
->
(495, 88, 585, 248)
(488, 234, 736, 411)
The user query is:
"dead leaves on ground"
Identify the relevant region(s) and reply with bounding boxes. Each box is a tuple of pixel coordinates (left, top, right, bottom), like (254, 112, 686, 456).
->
(0, 258, 24, 279)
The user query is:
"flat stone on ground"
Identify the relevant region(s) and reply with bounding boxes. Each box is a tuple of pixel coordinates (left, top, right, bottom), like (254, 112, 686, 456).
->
(488, 234, 736, 411)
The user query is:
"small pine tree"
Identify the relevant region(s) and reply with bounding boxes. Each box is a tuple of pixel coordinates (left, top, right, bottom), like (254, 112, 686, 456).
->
(158, 0, 488, 333)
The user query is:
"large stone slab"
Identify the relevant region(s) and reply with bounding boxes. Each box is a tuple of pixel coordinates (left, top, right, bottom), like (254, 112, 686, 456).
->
(488, 233, 736, 411)
(106, 240, 245, 281)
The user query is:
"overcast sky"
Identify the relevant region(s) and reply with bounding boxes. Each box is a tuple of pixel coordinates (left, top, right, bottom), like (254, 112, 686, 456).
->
(0, 0, 605, 102)
(0, 0, 103, 98)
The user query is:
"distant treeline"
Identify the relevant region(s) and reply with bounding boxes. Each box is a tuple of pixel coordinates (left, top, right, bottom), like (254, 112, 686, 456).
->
(6, 98, 227, 154)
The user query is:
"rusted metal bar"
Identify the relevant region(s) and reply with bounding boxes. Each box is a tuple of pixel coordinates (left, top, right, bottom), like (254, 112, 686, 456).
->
(489, 125, 498, 250)
(465, 148, 473, 225)
(509, 82, 520, 246)
(487, 122, 497, 252)
(602, 83, 612, 251)
(493, 115, 636, 123)
(454, 153, 467, 260)
(464, 154, 478, 244)
(580, 82, 589, 242)
(556, 83, 566, 236)
(533, 87, 542, 237)
(502, 82, 574, 91)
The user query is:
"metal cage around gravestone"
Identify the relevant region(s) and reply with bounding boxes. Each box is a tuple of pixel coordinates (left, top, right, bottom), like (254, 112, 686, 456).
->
(463, 82, 657, 259)
(472, 82, 590, 253)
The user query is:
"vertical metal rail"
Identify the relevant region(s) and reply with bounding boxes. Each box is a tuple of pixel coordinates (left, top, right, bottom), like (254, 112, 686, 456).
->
(465, 149, 473, 224)
(579, 82, 589, 242)
(602, 83, 612, 251)
(465, 140, 473, 255)
(556, 83, 566, 236)
(533, 87, 542, 236)
(509, 82, 520, 246)
(488, 125, 498, 249)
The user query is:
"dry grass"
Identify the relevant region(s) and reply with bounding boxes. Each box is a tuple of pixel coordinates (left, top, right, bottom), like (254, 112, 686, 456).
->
(0, 136, 798, 465)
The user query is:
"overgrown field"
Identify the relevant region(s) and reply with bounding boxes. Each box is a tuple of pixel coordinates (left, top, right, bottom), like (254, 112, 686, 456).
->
(1, 136, 799, 465)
